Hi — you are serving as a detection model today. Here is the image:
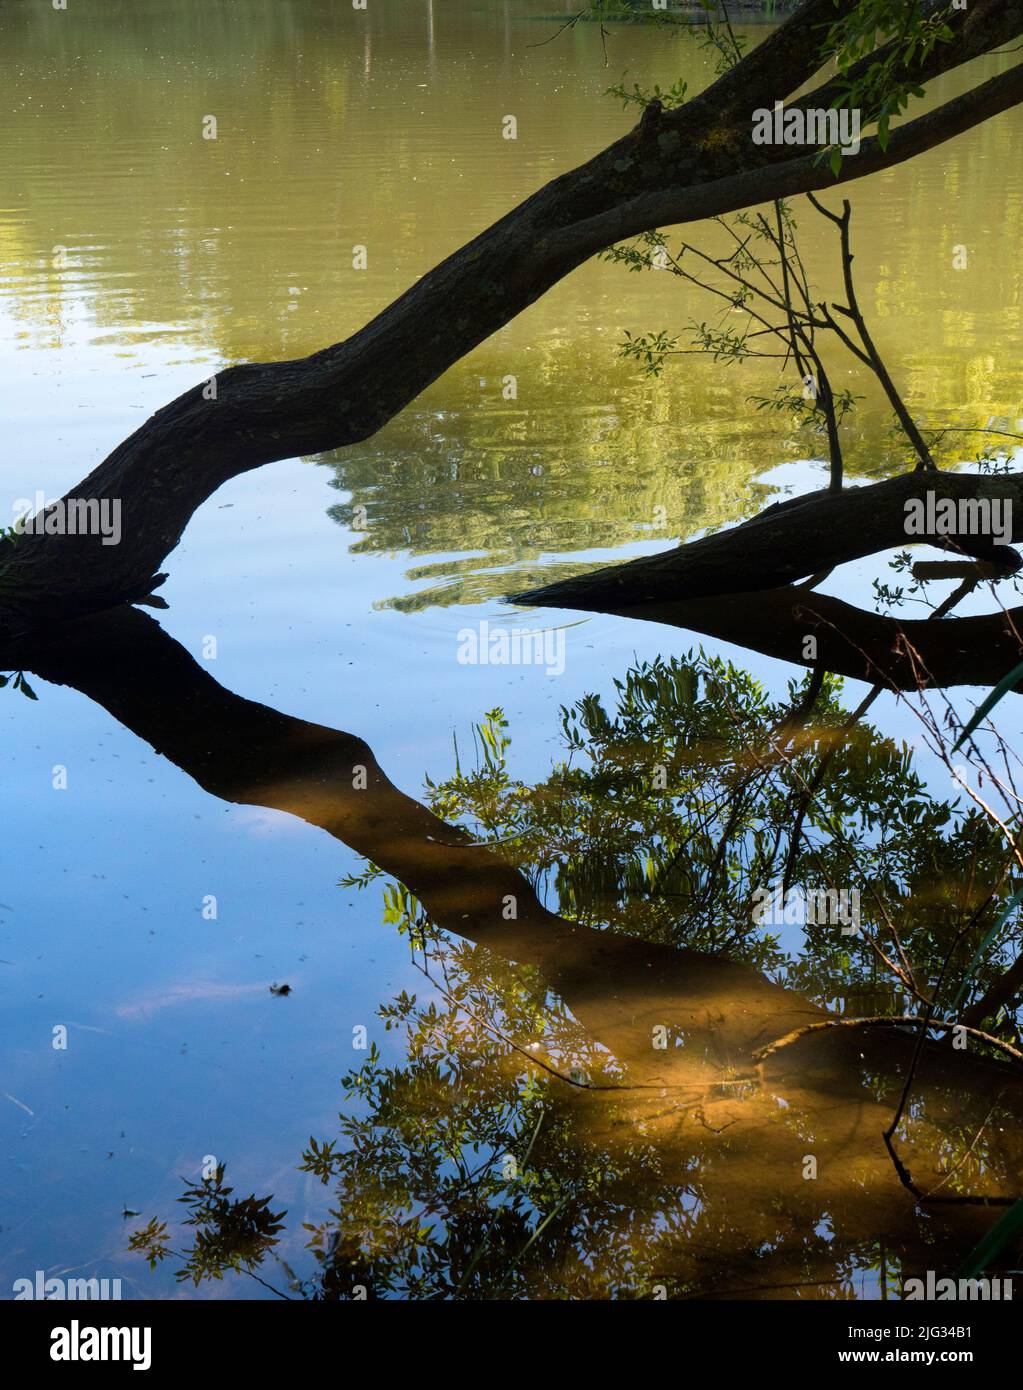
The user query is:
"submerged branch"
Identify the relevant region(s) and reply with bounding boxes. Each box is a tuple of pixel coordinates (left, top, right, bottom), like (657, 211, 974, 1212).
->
(512, 471, 1023, 611)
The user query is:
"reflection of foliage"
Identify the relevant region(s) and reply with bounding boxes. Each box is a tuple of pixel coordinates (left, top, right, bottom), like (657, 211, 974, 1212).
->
(296, 965, 624, 1300)
(320, 401, 786, 614)
(145, 933, 755, 1300)
(129, 1165, 285, 1288)
(344, 653, 1020, 1025)
(421, 655, 1012, 1018)
(129, 657, 1023, 1297)
(127, 1218, 172, 1272)
(130, 925, 1019, 1299)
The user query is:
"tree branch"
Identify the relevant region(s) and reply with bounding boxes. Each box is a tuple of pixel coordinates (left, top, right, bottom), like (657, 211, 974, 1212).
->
(537, 63, 1023, 271)
(2, 16, 1020, 634)
(512, 470, 1023, 610)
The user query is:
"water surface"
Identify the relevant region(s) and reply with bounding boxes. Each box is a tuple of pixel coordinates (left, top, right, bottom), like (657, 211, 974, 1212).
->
(2, 0, 1023, 1300)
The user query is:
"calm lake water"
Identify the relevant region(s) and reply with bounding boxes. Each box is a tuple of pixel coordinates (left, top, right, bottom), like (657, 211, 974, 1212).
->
(2, 0, 1023, 1300)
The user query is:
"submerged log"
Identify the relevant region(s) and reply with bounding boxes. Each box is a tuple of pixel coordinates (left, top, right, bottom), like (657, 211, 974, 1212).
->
(511, 471, 1023, 612)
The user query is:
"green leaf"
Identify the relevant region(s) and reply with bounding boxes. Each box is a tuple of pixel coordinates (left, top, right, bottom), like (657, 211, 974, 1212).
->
(948, 885, 1023, 1013)
(952, 658, 1023, 751)
(959, 1200, 1023, 1278)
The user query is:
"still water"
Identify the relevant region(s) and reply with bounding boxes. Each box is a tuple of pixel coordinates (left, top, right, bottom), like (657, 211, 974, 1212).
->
(1, 0, 1023, 1299)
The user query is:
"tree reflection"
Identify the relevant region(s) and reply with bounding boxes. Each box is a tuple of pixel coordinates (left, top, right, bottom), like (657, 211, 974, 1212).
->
(105, 639, 1023, 1299)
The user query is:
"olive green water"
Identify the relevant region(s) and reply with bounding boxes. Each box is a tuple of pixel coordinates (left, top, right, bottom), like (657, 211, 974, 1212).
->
(3, 0, 1021, 606)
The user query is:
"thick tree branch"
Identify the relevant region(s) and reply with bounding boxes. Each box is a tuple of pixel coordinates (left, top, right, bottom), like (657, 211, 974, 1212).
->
(681, 0, 861, 122)
(1, 12, 1020, 633)
(794, 0, 1023, 119)
(537, 63, 1023, 270)
(512, 471, 1023, 610)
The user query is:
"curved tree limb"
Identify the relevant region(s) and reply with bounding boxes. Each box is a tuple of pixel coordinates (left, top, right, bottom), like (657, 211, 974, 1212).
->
(1, 6, 1020, 634)
(512, 470, 1023, 611)
(535, 63, 1023, 271)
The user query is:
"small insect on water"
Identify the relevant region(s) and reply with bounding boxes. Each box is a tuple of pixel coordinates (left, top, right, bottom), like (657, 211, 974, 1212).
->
(269, 982, 292, 997)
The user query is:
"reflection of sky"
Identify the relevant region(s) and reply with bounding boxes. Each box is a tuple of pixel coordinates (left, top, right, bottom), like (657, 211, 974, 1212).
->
(0, 314, 702, 1296)
(4, 286, 1023, 1294)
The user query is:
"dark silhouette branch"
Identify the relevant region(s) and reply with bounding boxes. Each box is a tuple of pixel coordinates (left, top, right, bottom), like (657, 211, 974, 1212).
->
(534, 64, 1023, 271)
(962, 951, 1023, 1028)
(513, 471, 1023, 611)
(807, 192, 936, 472)
(1, 7, 1020, 633)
